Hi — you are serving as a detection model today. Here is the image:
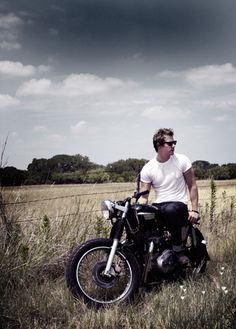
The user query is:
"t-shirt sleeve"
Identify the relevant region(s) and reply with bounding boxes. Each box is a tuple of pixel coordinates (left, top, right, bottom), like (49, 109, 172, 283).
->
(140, 164, 152, 183)
(180, 154, 192, 173)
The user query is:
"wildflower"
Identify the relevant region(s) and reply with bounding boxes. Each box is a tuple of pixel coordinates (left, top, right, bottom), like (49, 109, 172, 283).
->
(181, 296, 185, 300)
(180, 285, 184, 290)
(202, 291, 206, 295)
(220, 271, 224, 276)
(221, 266, 225, 271)
(221, 286, 228, 294)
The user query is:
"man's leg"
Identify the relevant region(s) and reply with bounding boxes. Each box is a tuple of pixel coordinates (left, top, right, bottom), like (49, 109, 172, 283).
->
(158, 202, 189, 265)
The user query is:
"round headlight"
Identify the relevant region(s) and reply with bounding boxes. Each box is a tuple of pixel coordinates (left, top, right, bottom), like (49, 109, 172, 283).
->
(102, 209, 110, 220)
(101, 200, 115, 220)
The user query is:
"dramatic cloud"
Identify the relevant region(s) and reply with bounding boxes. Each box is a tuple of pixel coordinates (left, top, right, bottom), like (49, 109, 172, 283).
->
(159, 63, 236, 88)
(185, 63, 236, 87)
(16, 78, 52, 95)
(16, 74, 135, 97)
(62, 74, 125, 96)
(0, 94, 20, 109)
(0, 61, 50, 77)
(0, 60, 35, 76)
(0, 13, 23, 29)
(0, 40, 21, 50)
(141, 105, 187, 121)
(0, 13, 23, 50)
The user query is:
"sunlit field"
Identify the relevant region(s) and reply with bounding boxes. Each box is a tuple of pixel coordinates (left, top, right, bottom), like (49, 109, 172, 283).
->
(0, 180, 236, 329)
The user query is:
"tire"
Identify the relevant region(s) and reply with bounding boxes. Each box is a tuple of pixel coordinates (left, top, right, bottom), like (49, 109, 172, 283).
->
(65, 238, 140, 307)
(187, 228, 209, 276)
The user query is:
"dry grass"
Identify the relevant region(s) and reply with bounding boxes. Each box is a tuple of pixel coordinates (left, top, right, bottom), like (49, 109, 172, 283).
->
(0, 180, 236, 329)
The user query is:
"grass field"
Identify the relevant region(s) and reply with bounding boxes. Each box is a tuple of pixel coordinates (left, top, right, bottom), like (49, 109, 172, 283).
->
(0, 180, 236, 328)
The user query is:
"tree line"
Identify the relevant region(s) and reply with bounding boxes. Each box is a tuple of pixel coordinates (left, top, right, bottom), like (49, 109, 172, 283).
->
(0, 155, 236, 186)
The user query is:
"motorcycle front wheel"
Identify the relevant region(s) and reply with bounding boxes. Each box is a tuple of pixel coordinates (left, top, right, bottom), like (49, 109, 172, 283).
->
(66, 238, 140, 307)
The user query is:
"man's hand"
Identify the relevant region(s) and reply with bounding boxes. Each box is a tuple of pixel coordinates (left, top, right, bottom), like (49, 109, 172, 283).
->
(188, 210, 200, 224)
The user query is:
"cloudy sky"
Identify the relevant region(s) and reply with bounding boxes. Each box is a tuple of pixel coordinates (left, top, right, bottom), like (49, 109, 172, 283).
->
(0, 0, 236, 169)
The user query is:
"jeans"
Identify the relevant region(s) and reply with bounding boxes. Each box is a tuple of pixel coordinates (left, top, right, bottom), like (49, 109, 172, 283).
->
(152, 201, 189, 252)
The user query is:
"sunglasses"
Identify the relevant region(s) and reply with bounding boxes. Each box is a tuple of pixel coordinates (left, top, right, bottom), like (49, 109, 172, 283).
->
(164, 141, 177, 146)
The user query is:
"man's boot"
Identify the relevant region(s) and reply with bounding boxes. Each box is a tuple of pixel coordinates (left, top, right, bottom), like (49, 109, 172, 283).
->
(173, 245, 189, 266)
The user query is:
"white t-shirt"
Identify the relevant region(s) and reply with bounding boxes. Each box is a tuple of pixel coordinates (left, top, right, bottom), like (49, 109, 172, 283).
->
(140, 153, 192, 204)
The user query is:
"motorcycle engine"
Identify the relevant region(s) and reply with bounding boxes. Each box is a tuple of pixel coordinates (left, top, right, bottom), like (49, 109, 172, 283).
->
(156, 249, 176, 273)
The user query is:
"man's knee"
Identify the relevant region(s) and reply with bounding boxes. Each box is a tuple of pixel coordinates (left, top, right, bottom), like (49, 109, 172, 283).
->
(163, 202, 188, 226)
(164, 203, 179, 215)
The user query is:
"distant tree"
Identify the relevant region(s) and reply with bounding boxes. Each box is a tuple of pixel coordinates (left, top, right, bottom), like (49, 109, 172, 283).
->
(3, 152, 236, 186)
(192, 167, 206, 180)
(26, 154, 103, 184)
(193, 160, 220, 179)
(47, 154, 75, 172)
(106, 158, 147, 182)
(208, 165, 231, 180)
(223, 163, 236, 179)
(72, 154, 98, 171)
(192, 160, 211, 170)
(45, 154, 97, 173)
(0, 167, 28, 186)
(27, 158, 51, 184)
(86, 169, 109, 184)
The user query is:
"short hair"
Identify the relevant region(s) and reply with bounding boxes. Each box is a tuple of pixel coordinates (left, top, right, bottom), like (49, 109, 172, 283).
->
(153, 128, 174, 152)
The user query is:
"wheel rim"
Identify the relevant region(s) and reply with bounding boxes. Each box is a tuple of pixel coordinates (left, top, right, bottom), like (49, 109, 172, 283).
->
(75, 246, 133, 305)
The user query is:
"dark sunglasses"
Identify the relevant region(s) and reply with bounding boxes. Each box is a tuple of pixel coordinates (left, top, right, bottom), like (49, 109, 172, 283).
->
(164, 140, 177, 146)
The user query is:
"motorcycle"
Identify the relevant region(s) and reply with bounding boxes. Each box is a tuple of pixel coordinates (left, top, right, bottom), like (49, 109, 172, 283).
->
(66, 190, 210, 308)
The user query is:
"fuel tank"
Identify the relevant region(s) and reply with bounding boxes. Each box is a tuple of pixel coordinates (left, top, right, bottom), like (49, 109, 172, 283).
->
(132, 204, 161, 230)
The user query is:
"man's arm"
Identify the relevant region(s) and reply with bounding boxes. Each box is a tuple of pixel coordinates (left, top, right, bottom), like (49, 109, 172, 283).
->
(183, 167, 200, 223)
(139, 181, 151, 204)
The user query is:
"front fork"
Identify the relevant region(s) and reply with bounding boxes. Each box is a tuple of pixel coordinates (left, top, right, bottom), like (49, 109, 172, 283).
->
(104, 201, 129, 276)
(104, 238, 119, 276)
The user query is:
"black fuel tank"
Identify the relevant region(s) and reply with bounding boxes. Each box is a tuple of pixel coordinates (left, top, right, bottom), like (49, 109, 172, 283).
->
(132, 204, 160, 229)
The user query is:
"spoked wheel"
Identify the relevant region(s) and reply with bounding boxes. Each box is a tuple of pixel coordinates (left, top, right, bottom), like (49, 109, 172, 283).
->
(66, 238, 140, 307)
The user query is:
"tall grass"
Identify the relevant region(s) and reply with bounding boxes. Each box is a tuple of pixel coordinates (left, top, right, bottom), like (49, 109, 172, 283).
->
(0, 181, 236, 329)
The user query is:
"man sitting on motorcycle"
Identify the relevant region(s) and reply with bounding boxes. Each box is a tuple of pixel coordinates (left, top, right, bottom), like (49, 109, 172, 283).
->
(140, 128, 200, 265)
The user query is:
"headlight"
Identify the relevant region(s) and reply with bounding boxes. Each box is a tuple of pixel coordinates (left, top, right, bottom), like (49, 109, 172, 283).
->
(101, 200, 115, 220)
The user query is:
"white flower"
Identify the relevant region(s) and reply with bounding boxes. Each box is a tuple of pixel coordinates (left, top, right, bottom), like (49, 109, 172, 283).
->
(222, 286, 227, 291)
(202, 291, 206, 295)
(181, 296, 185, 300)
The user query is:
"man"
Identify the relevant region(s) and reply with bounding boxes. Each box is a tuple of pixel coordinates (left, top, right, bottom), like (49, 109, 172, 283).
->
(140, 128, 200, 265)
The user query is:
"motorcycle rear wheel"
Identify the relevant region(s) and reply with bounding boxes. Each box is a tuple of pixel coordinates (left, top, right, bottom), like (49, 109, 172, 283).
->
(187, 228, 209, 276)
(66, 238, 140, 307)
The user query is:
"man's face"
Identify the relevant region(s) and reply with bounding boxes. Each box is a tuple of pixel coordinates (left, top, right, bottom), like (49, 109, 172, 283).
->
(159, 135, 177, 156)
